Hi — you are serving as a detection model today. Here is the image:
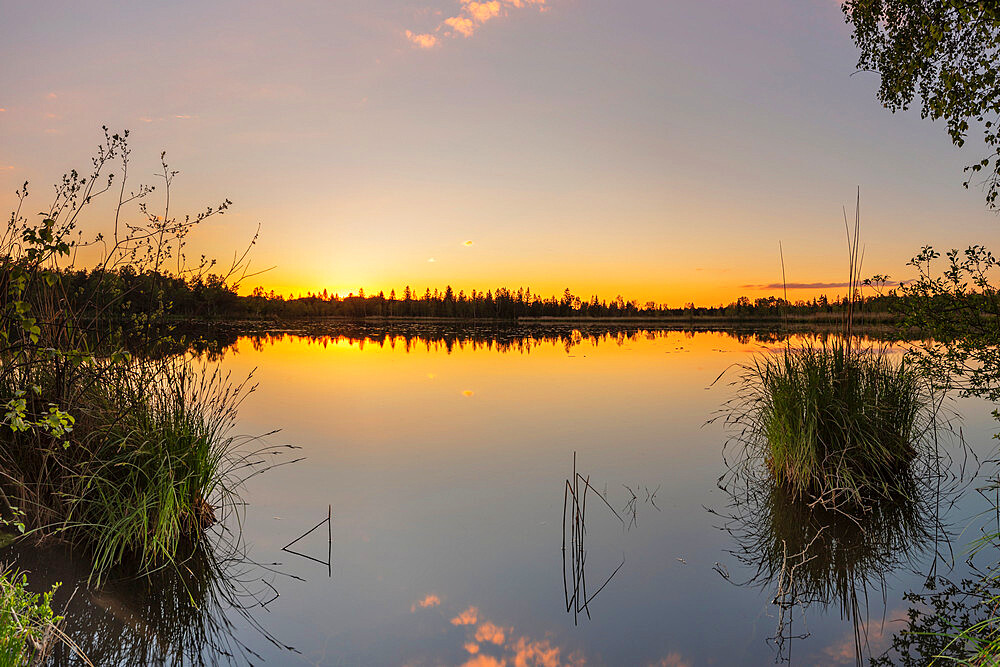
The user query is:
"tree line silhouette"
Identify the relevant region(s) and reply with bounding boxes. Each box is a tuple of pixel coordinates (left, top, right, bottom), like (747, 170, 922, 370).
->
(241, 284, 900, 322)
(34, 267, 902, 322)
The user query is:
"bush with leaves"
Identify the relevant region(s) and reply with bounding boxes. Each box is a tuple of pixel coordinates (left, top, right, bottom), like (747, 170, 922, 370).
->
(0, 128, 260, 579)
(0, 569, 63, 666)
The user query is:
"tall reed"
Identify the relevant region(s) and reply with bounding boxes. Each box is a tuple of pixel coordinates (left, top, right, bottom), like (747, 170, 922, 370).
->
(718, 192, 940, 510)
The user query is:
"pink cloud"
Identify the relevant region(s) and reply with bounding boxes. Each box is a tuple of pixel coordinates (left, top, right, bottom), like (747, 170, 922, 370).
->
(445, 15, 477, 37)
(405, 0, 547, 48)
(647, 654, 693, 667)
(463, 0, 502, 22)
(424, 598, 593, 666)
(461, 656, 505, 667)
(819, 609, 906, 664)
(509, 637, 568, 667)
(405, 30, 439, 49)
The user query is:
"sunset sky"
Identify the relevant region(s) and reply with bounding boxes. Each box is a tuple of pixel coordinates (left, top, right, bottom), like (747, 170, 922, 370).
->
(1, 0, 996, 306)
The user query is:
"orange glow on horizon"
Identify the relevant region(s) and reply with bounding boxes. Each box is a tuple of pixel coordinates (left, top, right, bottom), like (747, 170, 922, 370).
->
(239, 278, 861, 309)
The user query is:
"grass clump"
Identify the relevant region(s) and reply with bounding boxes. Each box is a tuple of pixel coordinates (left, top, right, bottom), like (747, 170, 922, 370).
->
(0, 129, 275, 583)
(719, 190, 939, 509)
(0, 356, 256, 583)
(66, 362, 254, 579)
(723, 340, 935, 510)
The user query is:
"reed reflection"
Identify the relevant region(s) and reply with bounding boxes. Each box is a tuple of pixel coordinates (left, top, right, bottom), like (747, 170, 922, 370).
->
(6, 530, 296, 666)
(713, 460, 963, 665)
(562, 455, 626, 626)
(560, 455, 662, 626)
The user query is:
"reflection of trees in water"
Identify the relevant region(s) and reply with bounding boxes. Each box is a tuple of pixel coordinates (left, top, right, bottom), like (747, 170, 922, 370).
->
(8, 528, 296, 666)
(713, 453, 967, 665)
(175, 321, 904, 359)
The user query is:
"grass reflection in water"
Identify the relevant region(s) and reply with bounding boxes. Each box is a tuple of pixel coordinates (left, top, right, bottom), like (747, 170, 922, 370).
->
(713, 451, 969, 665)
(6, 523, 299, 666)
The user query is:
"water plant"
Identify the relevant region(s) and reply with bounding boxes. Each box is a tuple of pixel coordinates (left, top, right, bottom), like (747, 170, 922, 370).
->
(712, 417, 966, 665)
(0, 129, 269, 582)
(724, 341, 936, 509)
(60, 360, 258, 580)
(717, 194, 944, 511)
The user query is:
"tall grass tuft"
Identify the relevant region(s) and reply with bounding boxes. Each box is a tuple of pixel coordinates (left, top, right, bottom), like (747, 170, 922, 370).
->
(0, 351, 266, 582)
(727, 341, 932, 509)
(61, 360, 256, 580)
(0, 130, 280, 583)
(718, 193, 941, 510)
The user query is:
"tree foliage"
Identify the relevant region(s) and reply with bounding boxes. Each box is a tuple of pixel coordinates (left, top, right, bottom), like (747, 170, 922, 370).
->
(844, 1, 1000, 207)
(872, 245, 1000, 406)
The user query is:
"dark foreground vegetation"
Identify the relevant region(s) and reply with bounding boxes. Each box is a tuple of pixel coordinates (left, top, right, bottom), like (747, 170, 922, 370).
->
(0, 130, 282, 664)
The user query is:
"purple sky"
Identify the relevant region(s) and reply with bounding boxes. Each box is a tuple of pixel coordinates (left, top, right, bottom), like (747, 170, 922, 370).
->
(1, 0, 994, 303)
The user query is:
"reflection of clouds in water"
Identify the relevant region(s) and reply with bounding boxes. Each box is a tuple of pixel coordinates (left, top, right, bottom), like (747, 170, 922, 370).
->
(411, 594, 441, 612)
(416, 597, 586, 666)
(647, 653, 693, 667)
(507, 637, 570, 667)
(451, 606, 479, 626)
(458, 635, 580, 667)
(474, 621, 506, 645)
(818, 607, 906, 664)
(460, 656, 504, 667)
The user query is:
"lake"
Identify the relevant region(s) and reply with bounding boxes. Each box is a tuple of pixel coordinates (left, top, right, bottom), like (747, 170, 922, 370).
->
(12, 325, 999, 666)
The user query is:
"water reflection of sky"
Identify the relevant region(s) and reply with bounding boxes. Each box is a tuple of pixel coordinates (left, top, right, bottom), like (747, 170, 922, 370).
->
(20, 328, 1000, 665)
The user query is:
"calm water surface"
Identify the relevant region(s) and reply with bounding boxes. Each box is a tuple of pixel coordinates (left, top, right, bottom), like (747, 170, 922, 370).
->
(14, 326, 1000, 666)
